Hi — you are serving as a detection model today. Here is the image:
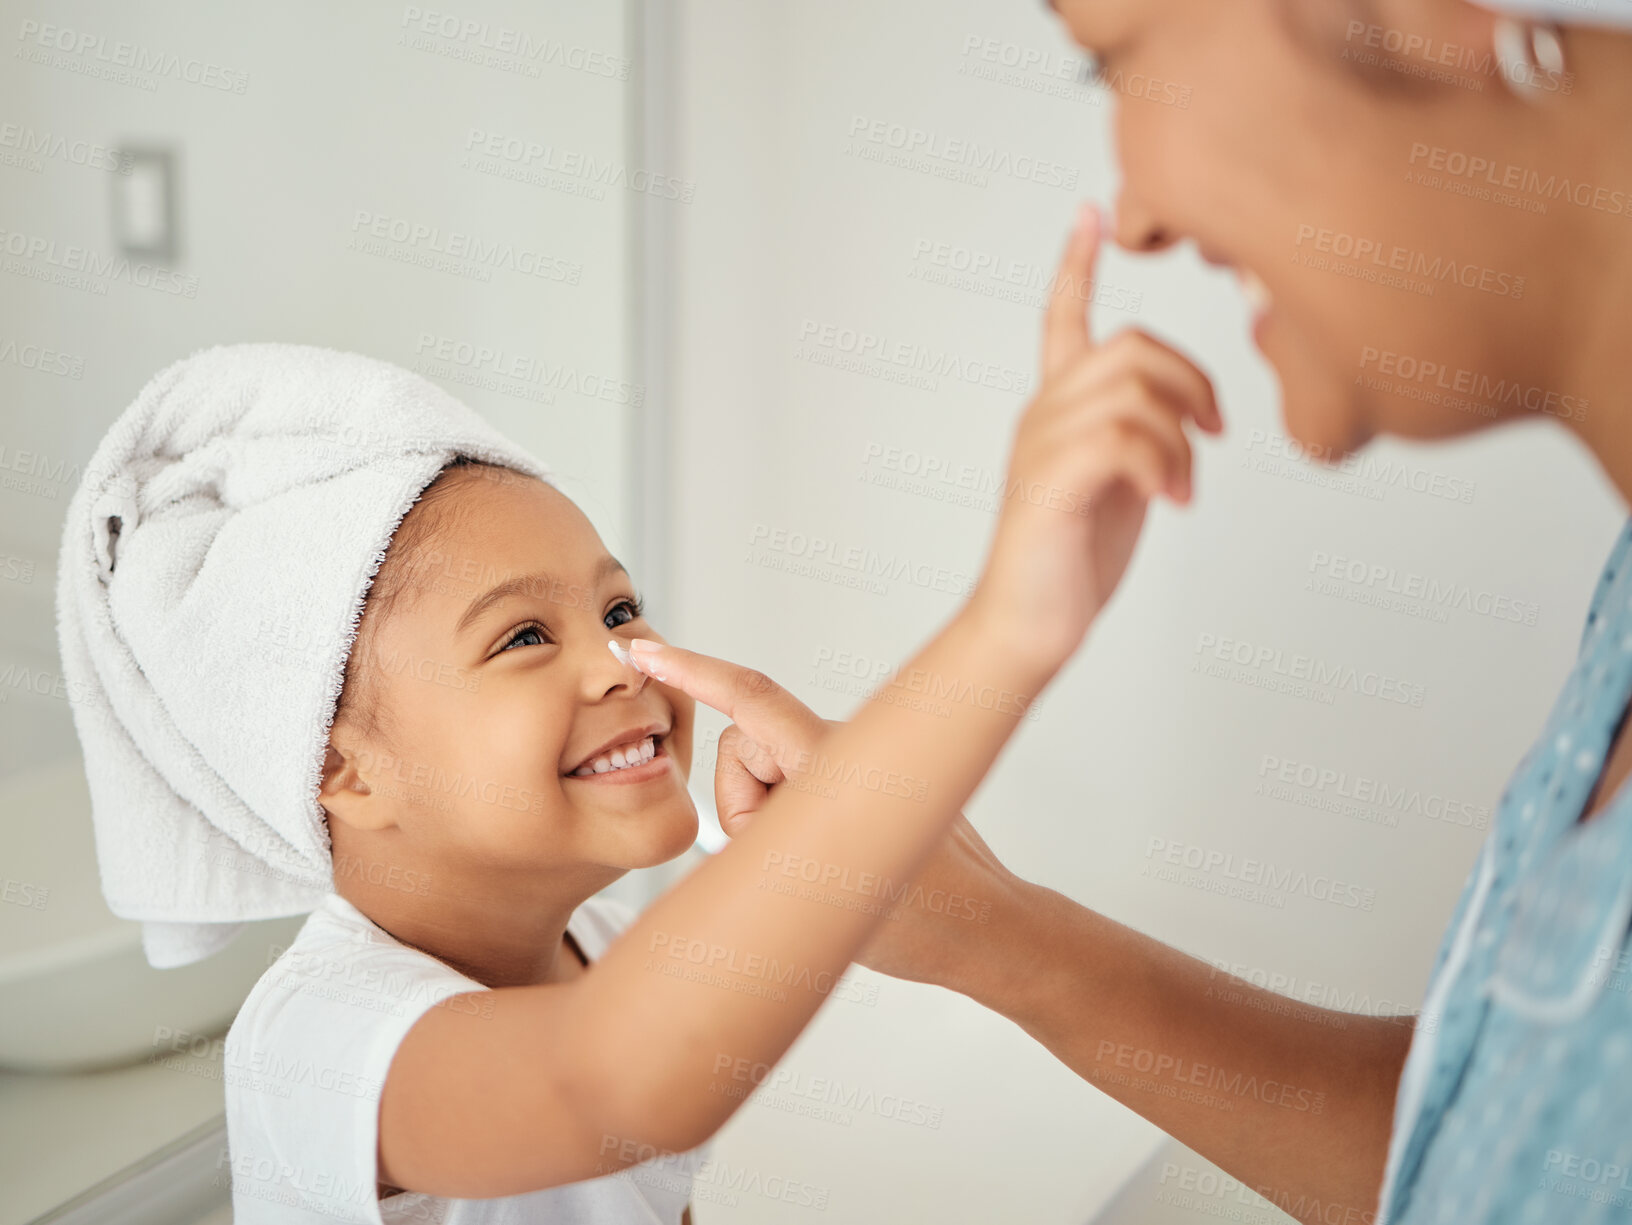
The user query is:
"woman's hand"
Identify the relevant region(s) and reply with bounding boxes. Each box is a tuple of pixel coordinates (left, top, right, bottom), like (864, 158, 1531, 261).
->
(968, 203, 1222, 677)
(635, 641, 1022, 989)
(714, 713, 1020, 986)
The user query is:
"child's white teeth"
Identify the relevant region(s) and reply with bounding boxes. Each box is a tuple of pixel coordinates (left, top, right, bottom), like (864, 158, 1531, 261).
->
(574, 736, 657, 776)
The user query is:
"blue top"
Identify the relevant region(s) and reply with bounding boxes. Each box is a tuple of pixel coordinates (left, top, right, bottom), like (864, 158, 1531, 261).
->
(1379, 515, 1632, 1224)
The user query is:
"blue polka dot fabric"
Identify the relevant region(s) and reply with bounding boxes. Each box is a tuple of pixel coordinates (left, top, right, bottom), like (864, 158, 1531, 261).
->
(1378, 515, 1632, 1225)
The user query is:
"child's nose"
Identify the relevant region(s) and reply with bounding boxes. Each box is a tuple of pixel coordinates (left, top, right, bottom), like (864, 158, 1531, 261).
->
(598, 637, 648, 692)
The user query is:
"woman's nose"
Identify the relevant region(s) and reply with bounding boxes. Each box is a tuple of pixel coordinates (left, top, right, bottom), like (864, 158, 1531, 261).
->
(1112, 190, 1179, 255)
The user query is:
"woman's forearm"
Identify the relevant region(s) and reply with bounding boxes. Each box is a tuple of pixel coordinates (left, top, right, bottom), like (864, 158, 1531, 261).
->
(950, 879, 1413, 1225)
(566, 606, 1057, 1151)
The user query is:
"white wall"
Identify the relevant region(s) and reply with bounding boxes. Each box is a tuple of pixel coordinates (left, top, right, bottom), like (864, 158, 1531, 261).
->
(0, 0, 646, 778)
(663, 0, 1628, 1220)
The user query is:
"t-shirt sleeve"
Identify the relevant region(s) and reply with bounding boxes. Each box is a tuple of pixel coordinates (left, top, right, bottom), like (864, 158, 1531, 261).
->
(223, 929, 490, 1225)
(566, 892, 643, 961)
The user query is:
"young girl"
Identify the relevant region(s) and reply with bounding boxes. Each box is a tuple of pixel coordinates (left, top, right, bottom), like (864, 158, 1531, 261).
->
(70, 203, 1213, 1223)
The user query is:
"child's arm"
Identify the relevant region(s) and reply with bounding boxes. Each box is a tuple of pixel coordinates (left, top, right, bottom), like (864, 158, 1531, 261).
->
(376, 601, 1054, 1198)
(375, 202, 1218, 1199)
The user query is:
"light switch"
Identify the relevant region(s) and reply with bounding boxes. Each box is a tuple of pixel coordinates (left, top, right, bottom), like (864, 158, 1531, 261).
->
(111, 147, 176, 260)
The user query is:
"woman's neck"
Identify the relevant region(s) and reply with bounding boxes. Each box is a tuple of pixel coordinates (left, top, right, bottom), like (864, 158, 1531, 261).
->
(1542, 31, 1632, 512)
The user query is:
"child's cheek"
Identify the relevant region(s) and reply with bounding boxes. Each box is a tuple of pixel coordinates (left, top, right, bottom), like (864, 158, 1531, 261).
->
(668, 689, 697, 782)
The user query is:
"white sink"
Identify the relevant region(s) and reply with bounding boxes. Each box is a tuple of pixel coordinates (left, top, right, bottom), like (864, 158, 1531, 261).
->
(0, 755, 307, 1071)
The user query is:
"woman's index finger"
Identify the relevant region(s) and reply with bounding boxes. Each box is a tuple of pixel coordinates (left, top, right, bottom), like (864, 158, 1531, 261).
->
(1041, 201, 1102, 381)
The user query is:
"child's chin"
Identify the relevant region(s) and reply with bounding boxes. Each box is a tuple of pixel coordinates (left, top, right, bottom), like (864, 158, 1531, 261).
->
(626, 807, 701, 868)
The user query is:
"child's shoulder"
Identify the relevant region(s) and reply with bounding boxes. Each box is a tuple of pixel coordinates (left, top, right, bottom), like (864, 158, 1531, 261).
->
(226, 892, 487, 1059)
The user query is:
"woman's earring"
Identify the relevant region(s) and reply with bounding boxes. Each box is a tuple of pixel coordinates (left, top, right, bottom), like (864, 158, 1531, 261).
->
(1492, 15, 1567, 100)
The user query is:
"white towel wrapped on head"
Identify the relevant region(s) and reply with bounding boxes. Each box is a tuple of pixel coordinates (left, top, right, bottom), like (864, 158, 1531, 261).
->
(54, 342, 554, 969)
(1474, 0, 1632, 27)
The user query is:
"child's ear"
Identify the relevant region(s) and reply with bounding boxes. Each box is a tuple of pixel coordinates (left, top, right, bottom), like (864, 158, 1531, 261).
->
(322, 743, 369, 794)
(320, 737, 398, 832)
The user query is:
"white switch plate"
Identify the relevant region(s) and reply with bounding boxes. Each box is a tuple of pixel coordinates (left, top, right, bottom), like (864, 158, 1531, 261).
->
(110, 148, 175, 260)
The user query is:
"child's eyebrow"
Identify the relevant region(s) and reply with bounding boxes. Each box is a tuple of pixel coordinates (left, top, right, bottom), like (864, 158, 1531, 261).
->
(454, 555, 628, 636)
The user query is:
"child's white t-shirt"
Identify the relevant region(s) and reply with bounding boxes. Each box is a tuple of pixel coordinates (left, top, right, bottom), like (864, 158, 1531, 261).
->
(223, 890, 711, 1224)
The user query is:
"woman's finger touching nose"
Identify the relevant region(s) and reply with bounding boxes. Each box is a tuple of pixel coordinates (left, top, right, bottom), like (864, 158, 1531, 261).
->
(618, 638, 828, 774)
(1041, 200, 1102, 381)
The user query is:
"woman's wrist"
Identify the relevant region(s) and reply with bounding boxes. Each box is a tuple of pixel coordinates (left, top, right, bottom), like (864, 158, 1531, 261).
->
(938, 872, 1064, 1014)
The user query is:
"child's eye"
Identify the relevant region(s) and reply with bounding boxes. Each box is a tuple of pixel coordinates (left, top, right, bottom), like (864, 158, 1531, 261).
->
(499, 621, 548, 652)
(496, 595, 645, 654)
(606, 594, 646, 630)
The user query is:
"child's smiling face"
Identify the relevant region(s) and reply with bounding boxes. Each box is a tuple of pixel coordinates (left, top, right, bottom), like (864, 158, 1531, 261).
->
(322, 463, 698, 891)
